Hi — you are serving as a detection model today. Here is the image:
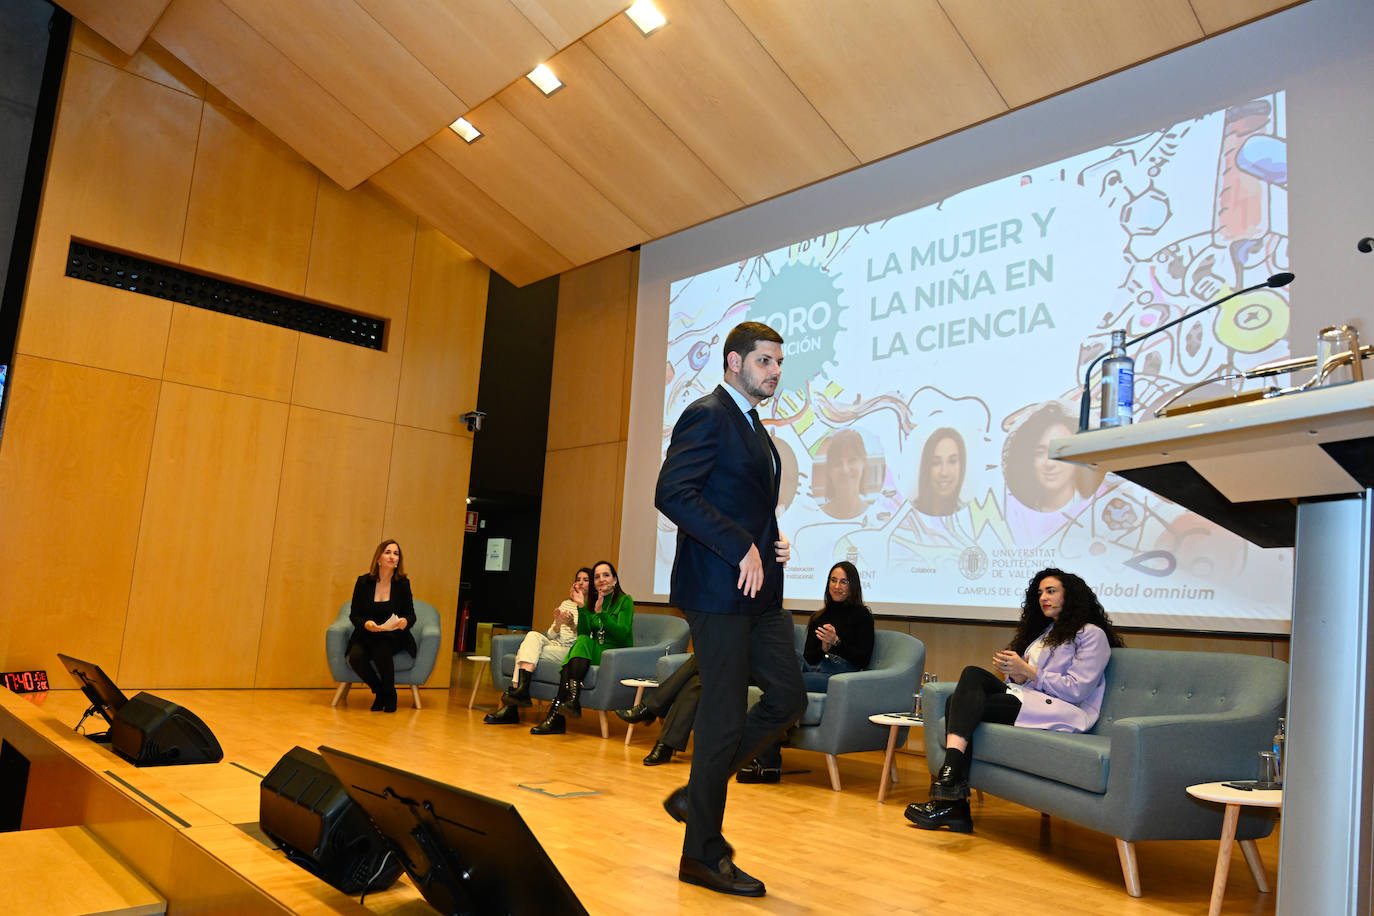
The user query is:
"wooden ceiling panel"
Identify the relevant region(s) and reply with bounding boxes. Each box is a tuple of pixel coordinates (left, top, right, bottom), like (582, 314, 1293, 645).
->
(728, 0, 1008, 163)
(153, 0, 396, 189)
(69, 23, 207, 99)
(355, 0, 557, 105)
(940, 0, 1205, 109)
(427, 100, 646, 265)
(1189, 0, 1306, 33)
(65, 0, 1305, 287)
(498, 42, 742, 239)
(218, 0, 462, 153)
(370, 144, 575, 287)
(58, 0, 172, 56)
(508, 0, 636, 48)
(585, 0, 858, 203)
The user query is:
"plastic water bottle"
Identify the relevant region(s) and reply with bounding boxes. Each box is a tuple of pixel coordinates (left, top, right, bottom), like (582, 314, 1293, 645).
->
(1273, 717, 1286, 786)
(1099, 329, 1134, 428)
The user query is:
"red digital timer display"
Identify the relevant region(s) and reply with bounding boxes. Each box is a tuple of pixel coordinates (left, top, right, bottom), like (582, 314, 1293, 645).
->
(2, 670, 50, 694)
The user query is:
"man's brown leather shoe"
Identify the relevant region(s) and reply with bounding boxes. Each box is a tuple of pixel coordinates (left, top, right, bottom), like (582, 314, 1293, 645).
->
(678, 855, 765, 897)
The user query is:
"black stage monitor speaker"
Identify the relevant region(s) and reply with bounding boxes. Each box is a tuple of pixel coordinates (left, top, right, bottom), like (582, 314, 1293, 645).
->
(110, 692, 224, 766)
(259, 746, 402, 895)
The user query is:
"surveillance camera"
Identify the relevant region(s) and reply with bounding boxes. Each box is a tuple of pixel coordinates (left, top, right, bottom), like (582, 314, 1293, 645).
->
(461, 410, 485, 432)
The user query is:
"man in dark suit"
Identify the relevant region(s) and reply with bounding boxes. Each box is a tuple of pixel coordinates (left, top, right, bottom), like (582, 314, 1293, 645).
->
(655, 321, 807, 897)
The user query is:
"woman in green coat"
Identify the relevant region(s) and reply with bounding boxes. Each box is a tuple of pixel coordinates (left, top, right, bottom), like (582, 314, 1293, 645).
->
(531, 559, 634, 735)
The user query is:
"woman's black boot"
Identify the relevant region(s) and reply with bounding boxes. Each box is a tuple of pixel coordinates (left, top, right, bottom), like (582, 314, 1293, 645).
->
(503, 669, 533, 707)
(484, 703, 520, 724)
(904, 798, 973, 832)
(530, 699, 567, 735)
(563, 679, 583, 717)
(930, 749, 970, 800)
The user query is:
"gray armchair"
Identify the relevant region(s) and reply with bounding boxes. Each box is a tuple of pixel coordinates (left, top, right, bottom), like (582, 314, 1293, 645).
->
(921, 648, 1289, 896)
(658, 624, 926, 791)
(326, 599, 442, 709)
(490, 613, 690, 738)
(788, 626, 925, 790)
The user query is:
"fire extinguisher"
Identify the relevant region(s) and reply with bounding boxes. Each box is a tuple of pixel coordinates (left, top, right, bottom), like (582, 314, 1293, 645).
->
(456, 601, 471, 652)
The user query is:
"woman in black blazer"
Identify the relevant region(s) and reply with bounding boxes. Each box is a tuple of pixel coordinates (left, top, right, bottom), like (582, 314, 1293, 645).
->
(347, 539, 417, 712)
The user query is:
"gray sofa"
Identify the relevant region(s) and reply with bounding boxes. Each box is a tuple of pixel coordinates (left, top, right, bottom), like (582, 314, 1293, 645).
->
(490, 613, 690, 738)
(921, 648, 1288, 896)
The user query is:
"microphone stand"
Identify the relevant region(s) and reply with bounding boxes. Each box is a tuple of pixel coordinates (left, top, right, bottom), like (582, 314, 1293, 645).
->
(1075, 272, 1296, 432)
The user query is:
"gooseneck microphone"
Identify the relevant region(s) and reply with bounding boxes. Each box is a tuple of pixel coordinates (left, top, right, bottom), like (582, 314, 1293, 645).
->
(1076, 271, 1296, 432)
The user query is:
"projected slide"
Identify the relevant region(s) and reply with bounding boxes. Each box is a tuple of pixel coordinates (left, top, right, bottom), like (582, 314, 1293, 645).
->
(656, 94, 1293, 628)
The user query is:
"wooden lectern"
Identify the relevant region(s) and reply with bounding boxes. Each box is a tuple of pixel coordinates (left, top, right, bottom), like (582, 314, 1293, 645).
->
(1052, 378, 1374, 916)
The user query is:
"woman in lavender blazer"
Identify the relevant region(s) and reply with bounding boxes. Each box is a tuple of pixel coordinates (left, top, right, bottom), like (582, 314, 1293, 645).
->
(906, 568, 1124, 833)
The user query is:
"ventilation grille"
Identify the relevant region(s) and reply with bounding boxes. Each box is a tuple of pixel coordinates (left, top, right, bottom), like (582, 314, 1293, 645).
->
(65, 240, 385, 350)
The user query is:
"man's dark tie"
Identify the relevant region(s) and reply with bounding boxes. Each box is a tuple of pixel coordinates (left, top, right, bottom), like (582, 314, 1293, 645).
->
(748, 408, 776, 490)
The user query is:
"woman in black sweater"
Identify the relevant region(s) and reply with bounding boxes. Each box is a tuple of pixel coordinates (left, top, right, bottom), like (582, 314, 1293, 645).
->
(738, 561, 875, 782)
(798, 561, 875, 690)
(347, 539, 417, 712)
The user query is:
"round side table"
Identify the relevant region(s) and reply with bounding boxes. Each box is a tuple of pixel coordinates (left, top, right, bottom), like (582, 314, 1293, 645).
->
(1185, 781, 1282, 916)
(465, 655, 491, 709)
(619, 677, 658, 746)
(868, 712, 923, 803)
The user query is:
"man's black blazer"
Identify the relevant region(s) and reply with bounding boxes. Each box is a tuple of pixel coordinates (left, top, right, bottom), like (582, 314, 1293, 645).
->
(655, 384, 782, 615)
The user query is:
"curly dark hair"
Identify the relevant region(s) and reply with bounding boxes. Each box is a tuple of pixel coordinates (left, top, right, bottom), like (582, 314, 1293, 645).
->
(1008, 567, 1124, 654)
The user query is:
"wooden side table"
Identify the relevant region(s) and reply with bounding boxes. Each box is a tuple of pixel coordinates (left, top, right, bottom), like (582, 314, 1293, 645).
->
(868, 712, 922, 803)
(619, 677, 658, 746)
(1185, 781, 1282, 916)
(466, 655, 491, 709)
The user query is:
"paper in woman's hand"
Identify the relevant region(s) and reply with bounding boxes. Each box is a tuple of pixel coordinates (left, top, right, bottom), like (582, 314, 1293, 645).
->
(382, 613, 402, 630)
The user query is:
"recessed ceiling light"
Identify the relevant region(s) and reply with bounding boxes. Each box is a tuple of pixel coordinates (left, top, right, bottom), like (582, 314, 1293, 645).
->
(625, 0, 667, 36)
(449, 117, 481, 143)
(527, 64, 563, 96)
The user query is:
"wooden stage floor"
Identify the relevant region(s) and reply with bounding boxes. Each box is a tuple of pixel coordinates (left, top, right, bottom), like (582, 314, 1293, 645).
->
(22, 654, 1279, 915)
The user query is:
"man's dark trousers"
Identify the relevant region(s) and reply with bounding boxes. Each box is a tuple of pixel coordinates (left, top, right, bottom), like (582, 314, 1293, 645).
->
(683, 605, 805, 862)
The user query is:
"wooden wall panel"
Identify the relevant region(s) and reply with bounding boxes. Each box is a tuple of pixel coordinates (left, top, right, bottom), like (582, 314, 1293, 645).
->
(255, 407, 394, 687)
(291, 181, 415, 422)
(162, 306, 299, 403)
(0, 357, 160, 673)
(533, 442, 623, 625)
(179, 101, 319, 295)
(546, 252, 635, 451)
(121, 385, 289, 687)
(17, 52, 200, 376)
(394, 226, 488, 435)
(382, 425, 470, 687)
